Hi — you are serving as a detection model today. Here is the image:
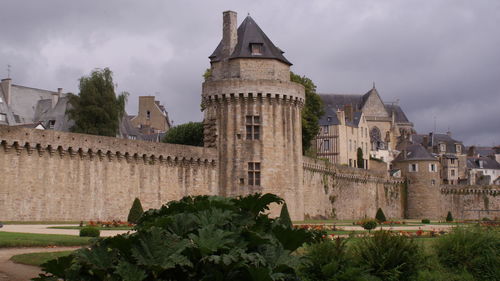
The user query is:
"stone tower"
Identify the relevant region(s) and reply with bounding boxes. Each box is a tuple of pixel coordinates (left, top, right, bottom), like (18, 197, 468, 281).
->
(393, 144, 441, 219)
(202, 11, 306, 220)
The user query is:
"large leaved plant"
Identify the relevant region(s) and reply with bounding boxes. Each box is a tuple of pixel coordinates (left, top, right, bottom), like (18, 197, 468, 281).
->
(34, 193, 323, 281)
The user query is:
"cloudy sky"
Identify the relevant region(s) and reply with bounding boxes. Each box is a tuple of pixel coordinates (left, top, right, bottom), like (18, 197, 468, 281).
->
(1, 0, 499, 146)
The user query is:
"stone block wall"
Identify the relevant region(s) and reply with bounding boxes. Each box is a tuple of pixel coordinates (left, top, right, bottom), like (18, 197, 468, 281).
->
(0, 125, 218, 221)
(302, 157, 404, 220)
(439, 185, 500, 220)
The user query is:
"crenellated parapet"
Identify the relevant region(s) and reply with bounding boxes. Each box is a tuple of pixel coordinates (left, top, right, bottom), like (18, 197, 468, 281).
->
(0, 125, 217, 167)
(440, 185, 500, 196)
(202, 79, 305, 108)
(303, 157, 403, 185)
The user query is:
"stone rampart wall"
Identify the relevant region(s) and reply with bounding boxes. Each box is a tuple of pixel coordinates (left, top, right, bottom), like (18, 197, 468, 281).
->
(0, 125, 218, 221)
(302, 157, 405, 220)
(439, 185, 500, 220)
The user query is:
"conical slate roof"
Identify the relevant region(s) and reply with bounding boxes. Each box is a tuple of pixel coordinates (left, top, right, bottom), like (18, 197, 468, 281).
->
(209, 16, 292, 65)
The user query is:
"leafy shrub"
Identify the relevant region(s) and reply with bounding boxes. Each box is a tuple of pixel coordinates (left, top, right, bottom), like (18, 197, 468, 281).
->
(79, 226, 100, 237)
(375, 208, 386, 223)
(162, 122, 204, 146)
(299, 239, 369, 281)
(36, 193, 323, 280)
(361, 220, 378, 233)
(446, 211, 453, 222)
(127, 197, 144, 224)
(435, 226, 500, 280)
(421, 219, 430, 224)
(354, 231, 423, 281)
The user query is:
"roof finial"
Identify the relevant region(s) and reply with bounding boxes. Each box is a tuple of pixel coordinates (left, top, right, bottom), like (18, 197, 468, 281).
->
(7, 64, 11, 78)
(248, 12, 250, 16)
(372, 81, 375, 89)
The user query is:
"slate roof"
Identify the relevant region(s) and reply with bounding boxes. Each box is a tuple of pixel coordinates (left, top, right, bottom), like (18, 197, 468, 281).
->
(8, 85, 55, 124)
(319, 94, 365, 111)
(318, 107, 340, 126)
(385, 104, 410, 123)
(394, 144, 437, 161)
(467, 156, 500, 170)
(33, 96, 74, 131)
(412, 133, 465, 154)
(467, 146, 495, 157)
(210, 16, 292, 65)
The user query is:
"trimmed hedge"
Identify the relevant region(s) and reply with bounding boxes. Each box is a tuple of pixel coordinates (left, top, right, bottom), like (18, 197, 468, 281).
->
(79, 226, 100, 237)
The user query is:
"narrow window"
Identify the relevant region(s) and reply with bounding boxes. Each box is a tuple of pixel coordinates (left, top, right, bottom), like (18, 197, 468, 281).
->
(409, 163, 418, 172)
(323, 126, 329, 134)
(429, 163, 436, 172)
(349, 159, 352, 167)
(146, 110, 151, 120)
(324, 139, 330, 151)
(248, 162, 261, 186)
(450, 169, 455, 176)
(456, 145, 461, 153)
(431, 179, 436, 185)
(246, 115, 260, 140)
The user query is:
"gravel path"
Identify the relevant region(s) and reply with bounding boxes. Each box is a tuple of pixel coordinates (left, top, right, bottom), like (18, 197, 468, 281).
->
(0, 224, 130, 237)
(0, 246, 81, 281)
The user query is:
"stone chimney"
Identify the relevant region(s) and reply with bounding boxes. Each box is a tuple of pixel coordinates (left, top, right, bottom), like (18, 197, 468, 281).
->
(336, 109, 345, 125)
(1, 78, 12, 105)
(222, 11, 238, 58)
(52, 88, 62, 108)
(422, 135, 429, 148)
(343, 104, 353, 122)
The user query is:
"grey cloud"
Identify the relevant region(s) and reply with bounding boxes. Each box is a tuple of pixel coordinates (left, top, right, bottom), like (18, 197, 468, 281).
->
(1, 0, 499, 146)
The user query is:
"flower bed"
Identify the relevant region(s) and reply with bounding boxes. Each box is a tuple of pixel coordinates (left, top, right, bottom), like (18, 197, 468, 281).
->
(86, 220, 133, 228)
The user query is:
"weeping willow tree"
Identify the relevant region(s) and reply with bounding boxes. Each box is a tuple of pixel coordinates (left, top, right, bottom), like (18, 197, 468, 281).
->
(67, 68, 127, 137)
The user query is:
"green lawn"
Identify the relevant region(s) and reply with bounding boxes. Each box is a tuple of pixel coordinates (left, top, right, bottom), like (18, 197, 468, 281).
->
(49, 226, 133, 231)
(10, 250, 74, 266)
(1, 221, 81, 225)
(0, 232, 92, 248)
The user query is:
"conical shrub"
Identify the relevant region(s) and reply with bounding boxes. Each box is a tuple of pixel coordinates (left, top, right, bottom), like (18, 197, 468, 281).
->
(375, 208, 387, 223)
(127, 197, 144, 224)
(279, 203, 293, 228)
(446, 211, 453, 222)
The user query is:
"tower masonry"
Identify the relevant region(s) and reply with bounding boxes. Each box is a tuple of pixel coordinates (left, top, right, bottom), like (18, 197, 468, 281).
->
(202, 11, 306, 219)
(393, 144, 441, 219)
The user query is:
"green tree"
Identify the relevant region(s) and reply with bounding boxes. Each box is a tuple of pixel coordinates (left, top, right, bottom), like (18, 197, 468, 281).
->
(357, 148, 364, 169)
(67, 68, 127, 137)
(446, 211, 453, 222)
(162, 122, 204, 146)
(290, 72, 324, 154)
(375, 208, 387, 223)
(127, 197, 144, 224)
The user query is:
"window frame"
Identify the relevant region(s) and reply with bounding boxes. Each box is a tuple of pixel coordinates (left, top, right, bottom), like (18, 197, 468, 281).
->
(248, 162, 261, 186)
(245, 115, 261, 140)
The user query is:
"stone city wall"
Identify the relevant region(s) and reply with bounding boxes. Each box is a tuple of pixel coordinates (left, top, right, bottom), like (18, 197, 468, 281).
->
(439, 185, 500, 220)
(0, 125, 218, 221)
(302, 157, 405, 220)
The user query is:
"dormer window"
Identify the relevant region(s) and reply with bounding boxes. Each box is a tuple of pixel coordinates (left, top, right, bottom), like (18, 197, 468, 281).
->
(250, 43, 263, 55)
(456, 144, 461, 153)
(440, 143, 446, 152)
(48, 120, 56, 129)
